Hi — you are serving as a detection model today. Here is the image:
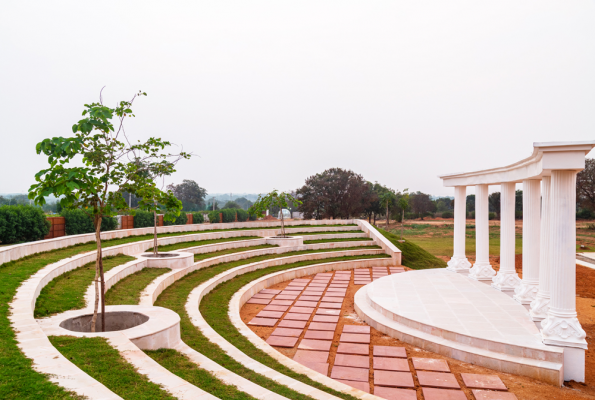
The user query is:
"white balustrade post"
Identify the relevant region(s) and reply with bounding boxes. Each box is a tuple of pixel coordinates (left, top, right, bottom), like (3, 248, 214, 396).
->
(513, 180, 541, 307)
(541, 171, 587, 349)
(469, 184, 495, 283)
(447, 186, 471, 274)
(530, 177, 551, 321)
(492, 182, 521, 294)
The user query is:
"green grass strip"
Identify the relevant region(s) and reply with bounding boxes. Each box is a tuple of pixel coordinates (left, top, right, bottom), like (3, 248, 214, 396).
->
(152, 236, 261, 252)
(294, 230, 363, 236)
(49, 336, 175, 399)
(153, 248, 388, 400)
(105, 267, 171, 305)
(377, 228, 447, 269)
(146, 349, 257, 399)
(193, 245, 277, 262)
(303, 237, 373, 244)
(35, 254, 136, 318)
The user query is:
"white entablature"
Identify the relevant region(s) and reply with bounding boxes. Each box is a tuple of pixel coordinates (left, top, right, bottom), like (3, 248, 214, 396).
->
(439, 141, 595, 187)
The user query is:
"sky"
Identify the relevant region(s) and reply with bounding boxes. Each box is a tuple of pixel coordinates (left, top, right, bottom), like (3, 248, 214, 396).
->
(1, 1, 594, 197)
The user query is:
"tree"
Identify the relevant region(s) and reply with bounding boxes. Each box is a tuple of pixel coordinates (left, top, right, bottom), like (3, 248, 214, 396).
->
(577, 159, 595, 212)
(376, 185, 397, 230)
(223, 200, 241, 209)
(235, 197, 253, 210)
(29, 90, 189, 332)
(167, 180, 207, 211)
(250, 190, 302, 237)
(409, 192, 436, 220)
(296, 168, 373, 219)
(363, 182, 381, 224)
(488, 192, 501, 219)
(466, 194, 475, 214)
(397, 189, 409, 239)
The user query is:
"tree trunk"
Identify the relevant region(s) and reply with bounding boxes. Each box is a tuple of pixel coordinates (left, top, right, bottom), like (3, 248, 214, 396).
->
(280, 208, 285, 237)
(91, 215, 105, 333)
(401, 209, 405, 240)
(368, 214, 371, 223)
(373, 212, 376, 226)
(386, 203, 389, 230)
(153, 210, 158, 255)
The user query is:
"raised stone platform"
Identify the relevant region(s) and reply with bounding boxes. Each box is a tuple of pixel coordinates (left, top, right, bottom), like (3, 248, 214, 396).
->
(354, 269, 566, 386)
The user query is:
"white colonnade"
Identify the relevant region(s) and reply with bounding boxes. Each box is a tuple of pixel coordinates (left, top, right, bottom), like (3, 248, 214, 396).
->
(439, 142, 593, 380)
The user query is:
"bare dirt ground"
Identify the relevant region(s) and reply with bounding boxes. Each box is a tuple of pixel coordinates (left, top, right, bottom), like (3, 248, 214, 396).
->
(241, 264, 595, 399)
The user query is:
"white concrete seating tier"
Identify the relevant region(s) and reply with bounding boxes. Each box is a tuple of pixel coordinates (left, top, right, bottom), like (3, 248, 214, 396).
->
(355, 269, 564, 386)
(229, 260, 392, 400)
(186, 254, 394, 400)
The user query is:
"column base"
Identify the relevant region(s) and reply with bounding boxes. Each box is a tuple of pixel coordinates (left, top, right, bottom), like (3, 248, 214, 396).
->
(541, 315, 588, 350)
(513, 280, 539, 306)
(563, 347, 586, 383)
(468, 262, 496, 283)
(529, 294, 550, 322)
(491, 271, 521, 295)
(446, 257, 471, 274)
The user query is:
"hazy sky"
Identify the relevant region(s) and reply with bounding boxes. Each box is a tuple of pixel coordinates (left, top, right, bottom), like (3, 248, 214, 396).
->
(1, 1, 594, 197)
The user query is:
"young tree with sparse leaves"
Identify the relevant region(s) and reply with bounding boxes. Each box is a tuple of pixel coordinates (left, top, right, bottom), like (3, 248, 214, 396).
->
(29, 90, 190, 332)
(250, 190, 302, 237)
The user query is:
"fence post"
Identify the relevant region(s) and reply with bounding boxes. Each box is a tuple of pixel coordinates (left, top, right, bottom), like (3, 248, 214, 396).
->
(219, 212, 223, 223)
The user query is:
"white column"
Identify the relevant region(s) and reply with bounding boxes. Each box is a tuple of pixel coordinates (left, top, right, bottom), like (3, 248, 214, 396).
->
(492, 182, 521, 293)
(541, 170, 587, 349)
(513, 180, 541, 306)
(447, 186, 471, 274)
(530, 177, 551, 321)
(469, 184, 495, 283)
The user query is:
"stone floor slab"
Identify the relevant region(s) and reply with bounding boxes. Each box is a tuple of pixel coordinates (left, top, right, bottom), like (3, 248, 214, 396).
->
(302, 291, 324, 296)
(319, 302, 342, 309)
(340, 333, 370, 344)
(256, 310, 284, 319)
(309, 322, 337, 331)
(253, 293, 275, 299)
(301, 361, 329, 376)
(280, 290, 302, 295)
(298, 339, 332, 351)
(312, 315, 339, 323)
(461, 374, 507, 391)
(294, 301, 318, 307)
(330, 365, 369, 382)
(343, 325, 370, 334)
(373, 357, 410, 372)
(278, 319, 307, 329)
(373, 387, 417, 400)
(275, 295, 298, 300)
(260, 289, 281, 294)
(373, 370, 414, 388)
(471, 389, 518, 399)
(412, 358, 450, 372)
(299, 296, 321, 302)
(293, 349, 329, 364)
(421, 388, 467, 400)
(321, 297, 344, 303)
(316, 308, 341, 315)
(335, 379, 370, 393)
(270, 300, 293, 306)
(417, 371, 460, 389)
(283, 313, 311, 321)
(304, 330, 334, 340)
(373, 345, 406, 358)
(247, 298, 270, 305)
(263, 305, 290, 312)
(271, 327, 303, 337)
(334, 353, 370, 369)
(248, 317, 278, 326)
(289, 306, 315, 314)
(337, 343, 369, 355)
(266, 335, 298, 348)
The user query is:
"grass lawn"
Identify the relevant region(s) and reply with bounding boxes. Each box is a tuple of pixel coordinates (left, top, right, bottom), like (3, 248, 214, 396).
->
(153, 249, 388, 400)
(151, 236, 261, 252)
(105, 267, 171, 305)
(293, 230, 364, 236)
(35, 254, 136, 318)
(49, 336, 174, 399)
(377, 228, 446, 269)
(193, 245, 277, 262)
(303, 237, 373, 244)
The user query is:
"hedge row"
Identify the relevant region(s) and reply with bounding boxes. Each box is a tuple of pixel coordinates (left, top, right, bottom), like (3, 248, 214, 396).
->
(60, 209, 118, 235)
(207, 208, 255, 223)
(0, 205, 51, 244)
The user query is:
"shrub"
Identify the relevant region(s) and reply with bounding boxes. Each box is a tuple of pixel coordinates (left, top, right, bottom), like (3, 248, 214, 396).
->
(469, 211, 475, 219)
(577, 209, 595, 220)
(61, 209, 117, 235)
(163, 212, 188, 226)
(190, 212, 205, 224)
(208, 208, 252, 223)
(0, 205, 51, 244)
(208, 210, 221, 223)
(441, 211, 453, 219)
(488, 212, 496, 220)
(236, 209, 248, 222)
(221, 209, 236, 223)
(133, 210, 154, 228)
(515, 210, 523, 219)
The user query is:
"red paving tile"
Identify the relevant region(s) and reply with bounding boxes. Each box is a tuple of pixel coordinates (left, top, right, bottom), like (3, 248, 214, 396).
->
(259, 289, 281, 294)
(280, 290, 302, 295)
(289, 306, 314, 314)
(294, 301, 318, 307)
(326, 287, 346, 292)
(263, 305, 289, 312)
(373, 370, 414, 388)
(293, 349, 329, 363)
(312, 315, 339, 323)
(373, 387, 417, 400)
(300, 361, 329, 376)
(304, 330, 334, 340)
(412, 357, 450, 372)
(319, 302, 342, 309)
(421, 388, 467, 400)
(334, 353, 369, 369)
(309, 322, 337, 331)
(335, 379, 370, 393)
(373, 357, 410, 372)
(270, 300, 293, 306)
(321, 297, 344, 303)
(248, 317, 278, 326)
(373, 345, 407, 358)
(299, 296, 321, 301)
(330, 365, 369, 382)
(266, 336, 298, 348)
(316, 308, 341, 315)
(343, 325, 370, 334)
(252, 293, 275, 299)
(271, 327, 303, 337)
(339, 333, 370, 344)
(283, 313, 311, 321)
(417, 371, 460, 389)
(471, 389, 518, 400)
(298, 339, 332, 351)
(256, 310, 284, 319)
(276, 295, 298, 300)
(247, 298, 270, 305)
(278, 319, 307, 329)
(337, 343, 369, 355)
(461, 374, 507, 391)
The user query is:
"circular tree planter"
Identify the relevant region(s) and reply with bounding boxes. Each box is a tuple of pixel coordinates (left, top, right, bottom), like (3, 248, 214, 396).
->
(265, 236, 303, 247)
(138, 251, 193, 269)
(60, 311, 149, 332)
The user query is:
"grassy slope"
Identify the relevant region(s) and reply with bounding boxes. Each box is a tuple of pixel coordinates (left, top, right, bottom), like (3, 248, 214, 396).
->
(105, 267, 171, 305)
(49, 336, 175, 400)
(35, 254, 136, 318)
(377, 228, 447, 269)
